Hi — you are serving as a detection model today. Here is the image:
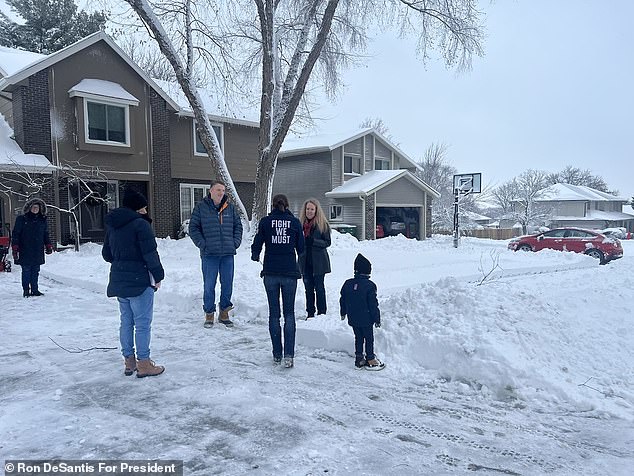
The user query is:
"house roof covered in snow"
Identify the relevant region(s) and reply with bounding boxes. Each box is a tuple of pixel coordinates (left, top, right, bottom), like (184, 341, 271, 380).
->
(325, 169, 439, 199)
(0, 45, 46, 78)
(0, 113, 55, 173)
(0, 31, 180, 112)
(536, 183, 627, 202)
(280, 128, 420, 170)
(551, 210, 634, 222)
(68, 79, 139, 106)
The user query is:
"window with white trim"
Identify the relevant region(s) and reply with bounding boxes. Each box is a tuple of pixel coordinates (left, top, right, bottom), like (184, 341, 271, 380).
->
(194, 122, 223, 155)
(375, 157, 390, 170)
(85, 100, 129, 145)
(180, 184, 208, 222)
(330, 205, 343, 221)
(344, 154, 361, 174)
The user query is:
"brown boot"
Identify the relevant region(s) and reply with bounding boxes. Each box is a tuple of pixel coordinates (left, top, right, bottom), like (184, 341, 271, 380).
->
(136, 359, 165, 378)
(204, 312, 214, 328)
(218, 306, 234, 327)
(124, 355, 137, 376)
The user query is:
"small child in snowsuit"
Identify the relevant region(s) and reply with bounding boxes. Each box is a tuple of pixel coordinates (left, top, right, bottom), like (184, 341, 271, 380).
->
(340, 253, 385, 370)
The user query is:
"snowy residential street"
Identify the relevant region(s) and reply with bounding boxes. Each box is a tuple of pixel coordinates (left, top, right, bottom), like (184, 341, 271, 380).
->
(1, 234, 633, 475)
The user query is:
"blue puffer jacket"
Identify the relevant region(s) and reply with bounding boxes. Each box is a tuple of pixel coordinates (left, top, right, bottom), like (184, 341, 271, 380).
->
(102, 207, 165, 298)
(189, 195, 243, 256)
(251, 209, 305, 278)
(339, 274, 381, 328)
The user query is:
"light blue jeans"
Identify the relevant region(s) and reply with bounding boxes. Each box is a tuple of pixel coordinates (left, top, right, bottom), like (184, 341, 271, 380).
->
(118, 287, 155, 360)
(201, 255, 234, 313)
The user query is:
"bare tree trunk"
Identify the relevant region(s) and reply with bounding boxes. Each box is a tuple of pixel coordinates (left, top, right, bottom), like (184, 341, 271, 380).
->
(123, 0, 249, 222)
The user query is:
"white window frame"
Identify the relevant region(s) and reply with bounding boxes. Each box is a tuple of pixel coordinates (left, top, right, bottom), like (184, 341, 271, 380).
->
(84, 99, 130, 147)
(375, 157, 391, 170)
(344, 154, 362, 175)
(194, 121, 224, 156)
(179, 183, 209, 222)
(330, 205, 343, 221)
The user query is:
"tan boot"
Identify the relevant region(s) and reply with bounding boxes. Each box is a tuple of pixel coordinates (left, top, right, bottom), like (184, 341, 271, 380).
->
(124, 355, 137, 376)
(204, 312, 214, 328)
(218, 306, 234, 327)
(136, 359, 165, 378)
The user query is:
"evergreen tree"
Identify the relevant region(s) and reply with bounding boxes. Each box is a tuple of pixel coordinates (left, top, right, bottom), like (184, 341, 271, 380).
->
(0, 0, 107, 54)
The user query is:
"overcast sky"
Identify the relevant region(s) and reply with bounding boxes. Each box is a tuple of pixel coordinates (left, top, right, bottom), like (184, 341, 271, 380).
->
(311, 0, 634, 198)
(2, 1, 632, 198)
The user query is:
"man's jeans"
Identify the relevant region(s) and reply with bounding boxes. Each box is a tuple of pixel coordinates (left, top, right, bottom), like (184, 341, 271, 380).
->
(21, 264, 41, 293)
(118, 287, 155, 360)
(264, 275, 298, 359)
(201, 255, 234, 313)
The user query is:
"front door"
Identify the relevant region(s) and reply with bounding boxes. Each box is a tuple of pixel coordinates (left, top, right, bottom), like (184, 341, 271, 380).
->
(77, 181, 117, 242)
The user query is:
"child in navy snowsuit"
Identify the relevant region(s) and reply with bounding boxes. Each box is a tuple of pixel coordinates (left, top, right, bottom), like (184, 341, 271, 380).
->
(340, 253, 385, 370)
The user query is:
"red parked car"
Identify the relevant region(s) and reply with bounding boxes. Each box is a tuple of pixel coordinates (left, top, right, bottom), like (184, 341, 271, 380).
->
(508, 227, 623, 264)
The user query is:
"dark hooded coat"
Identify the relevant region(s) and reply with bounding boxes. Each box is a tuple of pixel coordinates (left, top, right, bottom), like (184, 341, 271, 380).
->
(11, 198, 52, 266)
(102, 207, 164, 298)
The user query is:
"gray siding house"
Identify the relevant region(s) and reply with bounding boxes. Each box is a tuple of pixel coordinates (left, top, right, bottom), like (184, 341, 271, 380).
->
(0, 32, 259, 244)
(274, 129, 439, 240)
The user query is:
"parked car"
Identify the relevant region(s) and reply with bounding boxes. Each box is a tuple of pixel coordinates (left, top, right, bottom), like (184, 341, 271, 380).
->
(508, 227, 623, 264)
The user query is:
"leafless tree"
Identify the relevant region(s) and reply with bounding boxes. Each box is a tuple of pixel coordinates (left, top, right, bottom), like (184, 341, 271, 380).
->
(359, 117, 395, 142)
(121, 0, 485, 224)
(0, 156, 110, 251)
(118, 35, 177, 82)
(509, 169, 550, 234)
(547, 165, 611, 193)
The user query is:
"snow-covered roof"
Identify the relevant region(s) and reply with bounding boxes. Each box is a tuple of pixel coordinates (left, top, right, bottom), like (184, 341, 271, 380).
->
(0, 31, 180, 112)
(0, 45, 46, 78)
(68, 79, 139, 106)
(0, 113, 55, 173)
(551, 210, 634, 222)
(280, 128, 419, 170)
(325, 169, 439, 198)
(536, 183, 627, 202)
(152, 79, 259, 127)
(463, 210, 492, 222)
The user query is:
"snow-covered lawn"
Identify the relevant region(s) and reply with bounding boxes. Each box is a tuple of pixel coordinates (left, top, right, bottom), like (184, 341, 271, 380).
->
(1, 234, 633, 475)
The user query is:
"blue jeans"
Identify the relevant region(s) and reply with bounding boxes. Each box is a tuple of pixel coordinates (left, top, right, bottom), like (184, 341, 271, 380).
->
(264, 275, 298, 359)
(118, 287, 155, 360)
(353, 326, 375, 361)
(201, 255, 234, 313)
(21, 264, 41, 293)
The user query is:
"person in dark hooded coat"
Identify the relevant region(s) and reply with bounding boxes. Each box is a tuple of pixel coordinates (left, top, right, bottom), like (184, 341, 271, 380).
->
(102, 189, 165, 378)
(340, 253, 385, 370)
(11, 197, 53, 297)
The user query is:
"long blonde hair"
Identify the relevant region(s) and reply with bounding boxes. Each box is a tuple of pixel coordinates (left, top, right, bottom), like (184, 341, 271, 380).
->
(300, 198, 330, 234)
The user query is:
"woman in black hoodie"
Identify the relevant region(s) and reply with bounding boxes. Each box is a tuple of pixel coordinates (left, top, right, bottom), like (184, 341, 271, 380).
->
(251, 194, 305, 368)
(11, 198, 53, 297)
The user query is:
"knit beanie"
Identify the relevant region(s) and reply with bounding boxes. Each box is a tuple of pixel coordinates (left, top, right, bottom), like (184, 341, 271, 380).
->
(122, 189, 148, 211)
(354, 253, 372, 275)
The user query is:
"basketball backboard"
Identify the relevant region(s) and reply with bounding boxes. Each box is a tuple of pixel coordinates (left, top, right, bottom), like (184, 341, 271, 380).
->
(453, 173, 482, 193)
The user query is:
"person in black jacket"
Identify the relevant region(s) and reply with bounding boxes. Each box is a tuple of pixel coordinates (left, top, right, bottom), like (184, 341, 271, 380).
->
(340, 253, 385, 370)
(251, 194, 305, 368)
(11, 198, 53, 297)
(298, 199, 331, 318)
(102, 189, 165, 378)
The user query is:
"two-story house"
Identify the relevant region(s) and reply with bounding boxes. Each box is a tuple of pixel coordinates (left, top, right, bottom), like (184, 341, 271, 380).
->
(0, 32, 259, 245)
(535, 183, 634, 232)
(274, 129, 439, 240)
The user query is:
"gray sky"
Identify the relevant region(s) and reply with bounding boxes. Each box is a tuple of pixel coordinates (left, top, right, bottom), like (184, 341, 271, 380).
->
(311, 0, 634, 198)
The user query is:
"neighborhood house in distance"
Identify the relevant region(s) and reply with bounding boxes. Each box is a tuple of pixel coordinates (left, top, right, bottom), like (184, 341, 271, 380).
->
(0, 32, 439, 245)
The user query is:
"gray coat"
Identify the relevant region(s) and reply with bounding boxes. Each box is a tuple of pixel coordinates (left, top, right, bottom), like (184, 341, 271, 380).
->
(189, 195, 243, 256)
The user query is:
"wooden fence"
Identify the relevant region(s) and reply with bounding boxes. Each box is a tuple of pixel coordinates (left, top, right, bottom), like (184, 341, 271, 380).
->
(436, 228, 522, 240)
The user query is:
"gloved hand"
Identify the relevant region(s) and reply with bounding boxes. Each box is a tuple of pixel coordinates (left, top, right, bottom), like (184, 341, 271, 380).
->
(251, 254, 259, 262)
(340, 314, 346, 321)
(45, 244, 53, 255)
(374, 321, 381, 328)
(11, 245, 19, 264)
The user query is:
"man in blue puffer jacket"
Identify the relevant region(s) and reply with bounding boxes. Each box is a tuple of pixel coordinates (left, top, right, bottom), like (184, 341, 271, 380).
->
(189, 180, 243, 328)
(102, 189, 165, 378)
